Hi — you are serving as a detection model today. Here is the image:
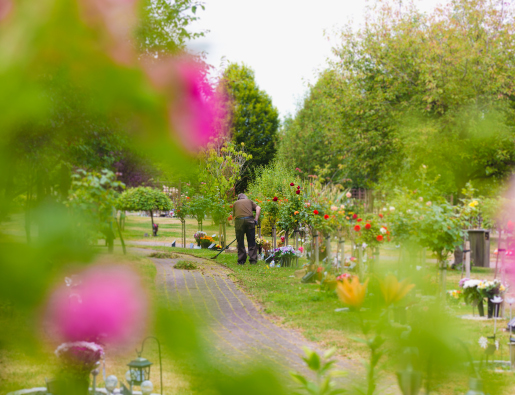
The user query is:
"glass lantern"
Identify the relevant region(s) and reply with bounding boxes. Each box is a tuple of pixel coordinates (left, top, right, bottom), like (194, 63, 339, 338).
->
(127, 356, 153, 386)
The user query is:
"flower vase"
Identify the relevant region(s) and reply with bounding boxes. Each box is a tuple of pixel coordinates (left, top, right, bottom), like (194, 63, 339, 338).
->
(197, 240, 201, 247)
(487, 300, 500, 318)
(477, 300, 485, 317)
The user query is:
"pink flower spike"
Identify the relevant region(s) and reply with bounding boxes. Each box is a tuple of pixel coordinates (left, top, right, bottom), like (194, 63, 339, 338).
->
(45, 265, 148, 346)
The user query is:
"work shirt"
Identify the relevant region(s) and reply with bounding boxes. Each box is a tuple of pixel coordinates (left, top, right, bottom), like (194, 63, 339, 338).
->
(233, 199, 258, 219)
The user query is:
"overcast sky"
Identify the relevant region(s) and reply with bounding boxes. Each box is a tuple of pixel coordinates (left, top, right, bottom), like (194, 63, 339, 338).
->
(188, 0, 443, 119)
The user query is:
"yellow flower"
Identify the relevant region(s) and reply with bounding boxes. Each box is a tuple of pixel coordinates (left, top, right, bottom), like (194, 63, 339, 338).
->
(336, 277, 369, 310)
(380, 275, 415, 306)
(469, 200, 479, 208)
(500, 285, 506, 292)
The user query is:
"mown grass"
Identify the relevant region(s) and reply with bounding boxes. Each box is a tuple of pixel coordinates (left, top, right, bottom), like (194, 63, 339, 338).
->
(142, 245, 515, 395)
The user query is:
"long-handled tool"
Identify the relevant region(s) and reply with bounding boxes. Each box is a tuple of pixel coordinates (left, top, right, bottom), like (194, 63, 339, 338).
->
(211, 238, 237, 259)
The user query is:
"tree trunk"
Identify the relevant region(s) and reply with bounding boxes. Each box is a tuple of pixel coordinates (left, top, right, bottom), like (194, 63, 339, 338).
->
(325, 234, 332, 264)
(150, 210, 154, 230)
(116, 216, 126, 255)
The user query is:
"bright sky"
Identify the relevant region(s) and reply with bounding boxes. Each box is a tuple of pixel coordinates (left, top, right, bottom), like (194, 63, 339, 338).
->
(188, 0, 443, 119)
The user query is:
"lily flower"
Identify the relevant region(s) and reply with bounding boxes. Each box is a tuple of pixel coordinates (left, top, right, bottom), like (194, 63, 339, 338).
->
(491, 296, 503, 304)
(336, 277, 369, 310)
(380, 275, 415, 306)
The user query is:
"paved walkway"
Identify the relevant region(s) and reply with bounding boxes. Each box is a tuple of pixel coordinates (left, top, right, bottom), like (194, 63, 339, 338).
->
(133, 248, 354, 378)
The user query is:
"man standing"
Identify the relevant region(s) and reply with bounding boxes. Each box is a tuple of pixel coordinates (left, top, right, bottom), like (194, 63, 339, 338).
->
(233, 193, 261, 265)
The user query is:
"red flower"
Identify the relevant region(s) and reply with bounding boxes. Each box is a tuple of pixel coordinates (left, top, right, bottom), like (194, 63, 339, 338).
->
(365, 223, 371, 230)
(377, 235, 384, 242)
(273, 197, 278, 202)
(324, 214, 329, 219)
(317, 266, 323, 272)
(229, 205, 233, 208)
(290, 182, 295, 186)
(296, 190, 300, 194)
(352, 214, 357, 219)
(379, 213, 383, 218)
(297, 186, 301, 189)
(354, 225, 361, 231)
(313, 210, 319, 215)
(357, 218, 362, 222)
(228, 215, 233, 221)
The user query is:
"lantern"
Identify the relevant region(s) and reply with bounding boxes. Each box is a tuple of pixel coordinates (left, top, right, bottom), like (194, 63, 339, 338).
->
(126, 356, 152, 386)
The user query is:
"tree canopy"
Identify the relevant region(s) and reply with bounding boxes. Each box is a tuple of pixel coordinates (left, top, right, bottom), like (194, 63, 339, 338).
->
(218, 63, 279, 192)
(279, 0, 515, 195)
(117, 187, 172, 229)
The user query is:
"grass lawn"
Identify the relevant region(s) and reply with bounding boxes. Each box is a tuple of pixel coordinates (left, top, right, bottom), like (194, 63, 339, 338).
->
(139, 244, 515, 395)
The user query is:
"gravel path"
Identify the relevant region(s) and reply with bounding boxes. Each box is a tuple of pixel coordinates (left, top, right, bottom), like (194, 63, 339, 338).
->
(134, 248, 354, 377)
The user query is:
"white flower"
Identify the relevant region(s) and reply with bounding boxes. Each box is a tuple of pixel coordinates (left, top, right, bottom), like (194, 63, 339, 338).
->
(463, 279, 482, 289)
(389, 206, 395, 211)
(426, 201, 432, 207)
(419, 197, 423, 202)
(270, 261, 275, 268)
(491, 296, 503, 304)
(507, 297, 515, 305)
(478, 337, 488, 349)
(380, 227, 387, 234)
(362, 243, 368, 249)
(407, 209, 412, 214)
(340, 204, 345, 209)
(383, 207, 387, 211)
(495, 340, 499, 350)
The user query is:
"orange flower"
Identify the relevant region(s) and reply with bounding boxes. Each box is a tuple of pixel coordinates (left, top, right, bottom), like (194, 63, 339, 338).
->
(380, 275, 415, 306)
(294, 211, 299, 215)
(336, 277, 369, 310)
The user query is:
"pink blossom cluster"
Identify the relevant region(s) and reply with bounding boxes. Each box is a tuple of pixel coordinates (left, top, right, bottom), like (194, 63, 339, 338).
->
(55, 341, 104, 374)
(45, 265, 148, 346)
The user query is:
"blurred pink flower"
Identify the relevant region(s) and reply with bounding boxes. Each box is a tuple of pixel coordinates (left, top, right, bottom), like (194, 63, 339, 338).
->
(0, 0, 13, 21)
(143, 58, 219, 153)
(45, 265, 148, 346)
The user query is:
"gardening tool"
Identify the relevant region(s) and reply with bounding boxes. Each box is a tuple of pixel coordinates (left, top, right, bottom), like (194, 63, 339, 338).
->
(210, 238, 237, 259)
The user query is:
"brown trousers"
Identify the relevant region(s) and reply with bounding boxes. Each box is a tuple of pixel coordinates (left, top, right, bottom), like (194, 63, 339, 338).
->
(235, 217, 257, 264)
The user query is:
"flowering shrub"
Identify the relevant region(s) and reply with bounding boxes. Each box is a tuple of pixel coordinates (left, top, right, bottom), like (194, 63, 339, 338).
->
(353, 215, 389, 249)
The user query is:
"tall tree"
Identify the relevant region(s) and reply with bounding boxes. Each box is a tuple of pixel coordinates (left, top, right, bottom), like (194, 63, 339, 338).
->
(136, 0, 207, 56)
(218, 63, 279, 192)
(280, 0, 515, 196)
